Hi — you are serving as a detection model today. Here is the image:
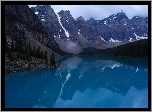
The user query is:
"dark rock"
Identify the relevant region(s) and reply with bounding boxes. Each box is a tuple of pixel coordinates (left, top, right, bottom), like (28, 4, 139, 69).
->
(31, 6, 148, 51)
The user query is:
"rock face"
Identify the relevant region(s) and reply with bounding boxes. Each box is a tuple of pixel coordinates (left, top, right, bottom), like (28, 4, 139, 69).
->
(5, 5, 148, 55)
(5, 5, 48, 43)
(5, 5, 61, 59)
(5, 5, 71, 74)
(30, 6, 148, 54)
(87, 11, 148, 41)
(31, 6, 67, 41)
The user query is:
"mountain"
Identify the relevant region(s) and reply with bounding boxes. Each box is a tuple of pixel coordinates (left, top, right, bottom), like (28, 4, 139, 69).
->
(5, 5, 148, 57)
(30, 5, 148, 54)
(87, 11, 148, 42)
(5, 5, 70, 61)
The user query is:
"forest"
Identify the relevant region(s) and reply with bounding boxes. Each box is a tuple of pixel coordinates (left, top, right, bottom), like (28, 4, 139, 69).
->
(80, 39, 148, 58)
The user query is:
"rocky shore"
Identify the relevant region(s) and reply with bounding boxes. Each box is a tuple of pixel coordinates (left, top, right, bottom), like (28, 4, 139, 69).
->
(5, 56, 60, 74)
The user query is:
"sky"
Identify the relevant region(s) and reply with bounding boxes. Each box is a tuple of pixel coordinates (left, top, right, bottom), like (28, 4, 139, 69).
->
(29, 5, 148, 20)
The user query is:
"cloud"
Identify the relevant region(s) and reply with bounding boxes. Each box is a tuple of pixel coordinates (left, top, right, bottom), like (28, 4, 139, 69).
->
(51, 5, 148, 20)
(66, 41, 76, 50)
(29, 5, 148, 20)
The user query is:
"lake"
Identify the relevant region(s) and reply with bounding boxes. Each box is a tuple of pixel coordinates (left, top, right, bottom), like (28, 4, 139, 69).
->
(5, 55, 148, 108)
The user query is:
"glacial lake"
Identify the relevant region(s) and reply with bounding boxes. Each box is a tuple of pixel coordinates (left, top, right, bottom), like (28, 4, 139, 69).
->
(5, 55, 148, 108)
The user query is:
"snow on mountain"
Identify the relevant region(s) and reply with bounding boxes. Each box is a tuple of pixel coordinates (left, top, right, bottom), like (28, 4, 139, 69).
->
(56, 13, 70, 38)
(134, 33, 148, 40)
(30, 5, 148, 54)
(100, 36, 105, 41)
(129, 38, 132, 42)
(109, 38, 121, 42)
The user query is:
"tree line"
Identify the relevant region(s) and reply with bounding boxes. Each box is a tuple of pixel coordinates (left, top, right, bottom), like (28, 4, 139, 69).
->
(80, 39, 148, 58)
(5, 34, 56, 67)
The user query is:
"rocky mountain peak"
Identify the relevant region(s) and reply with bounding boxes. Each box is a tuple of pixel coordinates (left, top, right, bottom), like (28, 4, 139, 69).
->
(58, 10, 73, 19)
(5, 5, 65, 61)
(76, 16, 85, 21)
(115, 10, 128, 20)
(30, 5, 148, 54)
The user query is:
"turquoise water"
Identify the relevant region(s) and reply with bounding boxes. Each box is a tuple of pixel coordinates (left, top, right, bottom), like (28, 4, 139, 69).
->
(5, 55, 148, 108)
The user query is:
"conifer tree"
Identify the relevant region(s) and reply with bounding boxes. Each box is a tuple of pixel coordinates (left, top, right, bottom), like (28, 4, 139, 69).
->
(33, 46, 36, 58)
(44, 50, 48, 61)
(5, 37, 11, 59)
(36, 46, 41, 59)
(28, 43, 32, 55)
(40, 51, 43, 59)
(5, 37, 9, 54)
(11, 38, 14, 52)
(50, 52, 55, 67)
(18, 37, 24, 54)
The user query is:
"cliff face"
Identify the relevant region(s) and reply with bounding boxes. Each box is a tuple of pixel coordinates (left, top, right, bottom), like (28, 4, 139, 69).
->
(5, 5, 65, 74)
(5, 5, 48, 42)
(31, 5, 148, 54)
(31, 6, 69, 41)
(87, 11, 148, 41)
(5, 5, 62, 58)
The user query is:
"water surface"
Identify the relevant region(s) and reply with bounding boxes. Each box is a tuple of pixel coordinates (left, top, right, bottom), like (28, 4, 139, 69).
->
(5, 55, 148, 108)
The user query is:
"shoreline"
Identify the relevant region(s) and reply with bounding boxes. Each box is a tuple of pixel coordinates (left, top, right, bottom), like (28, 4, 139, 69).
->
(5, 57, 61, 75)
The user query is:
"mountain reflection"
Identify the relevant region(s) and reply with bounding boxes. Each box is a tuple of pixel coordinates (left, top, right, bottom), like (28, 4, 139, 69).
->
(5, 56, 148, 108)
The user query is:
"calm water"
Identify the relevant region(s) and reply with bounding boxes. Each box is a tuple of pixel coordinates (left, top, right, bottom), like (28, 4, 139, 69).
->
(5, 55, 148, 108)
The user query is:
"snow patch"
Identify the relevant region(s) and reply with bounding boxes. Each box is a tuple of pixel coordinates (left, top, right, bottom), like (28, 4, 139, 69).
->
(134, 33, 148, 40)
(41, 19, 45, 21)
(35, 12, 38, 14)
(56, 13, 70, 38)
(100, 36, 105, 41)
(113, 17, 117, 19)
(104, 21, 107, 24)
(109, 38, 121, 42)
(66, 20, 69, 24)
(41, 15, 44, 18)
(129, 38, 132, 42)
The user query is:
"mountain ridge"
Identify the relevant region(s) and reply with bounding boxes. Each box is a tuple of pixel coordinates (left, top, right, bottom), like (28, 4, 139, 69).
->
(30, 5, 148, 54)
